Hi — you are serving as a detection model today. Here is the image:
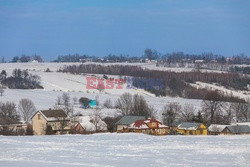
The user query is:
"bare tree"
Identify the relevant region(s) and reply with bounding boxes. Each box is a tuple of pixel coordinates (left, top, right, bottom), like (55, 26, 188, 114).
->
(162, 102, 181, 126)
(223, 102, 234, 124)
(115, 93, 153, 117)
(54, 93, 74, 117)
(147, 105, 156, 118)
(56, 96, 62, 105)
(202, 91, 224, 125)
(231, 101, 249, 122)
(180, 104, 195, 122)
(0, 101, 20, 124)
(57, 117, 69, 135)
(18, 99, 36, 121)
(103, 98, 113, 108)
(0, 85, 4, 96)
(73, 97, 78, 104)
(90, 107, 102, 132)
(115, 93, 133, 115)
(62, 93, 70, 106)
(131, 94, 151, 117)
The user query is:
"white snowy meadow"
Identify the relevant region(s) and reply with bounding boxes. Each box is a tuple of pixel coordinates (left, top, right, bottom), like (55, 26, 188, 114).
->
(0, 133, 250, 167)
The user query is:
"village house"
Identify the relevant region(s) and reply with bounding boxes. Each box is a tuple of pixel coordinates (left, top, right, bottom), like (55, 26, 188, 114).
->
(0, 121, 32, 135)
(177, 122, 208, 135)
(129, 118, 168, 135)
(32, 109, 70, 135)
(71, 115, 107, 134)
(221, 125, 250, 135)
(208, 124, 227, 135)
(115, 115, 146, 132)
(208, 124, 250, 135)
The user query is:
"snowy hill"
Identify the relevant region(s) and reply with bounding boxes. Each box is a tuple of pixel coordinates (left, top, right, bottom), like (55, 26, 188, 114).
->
(0, 62, 203, 120)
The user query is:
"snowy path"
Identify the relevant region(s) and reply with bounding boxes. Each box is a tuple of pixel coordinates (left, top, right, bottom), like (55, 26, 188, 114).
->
(0, 134, 250, 167)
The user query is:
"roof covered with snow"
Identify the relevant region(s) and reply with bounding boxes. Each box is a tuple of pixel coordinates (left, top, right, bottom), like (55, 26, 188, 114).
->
(129, 118, 168, 129)
(75, 116, 107, 132)
(208, 124, 227, 132)
(178, 122, 203, 130)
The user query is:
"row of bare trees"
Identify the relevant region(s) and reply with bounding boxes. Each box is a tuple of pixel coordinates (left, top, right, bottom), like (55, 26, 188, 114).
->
(114, 92, 250, 128)
(0, 99, 36, 125)
(59, 64, 250, 98)
(0, 99, 36, 135)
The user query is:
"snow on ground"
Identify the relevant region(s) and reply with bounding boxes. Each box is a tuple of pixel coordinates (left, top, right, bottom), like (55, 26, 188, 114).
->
(0, 89, 202, 120)
(0, 133, 250, 167)
(190, 81, 250, 100)
(0, 62, 204, 120)
(6, 62, 248, 120)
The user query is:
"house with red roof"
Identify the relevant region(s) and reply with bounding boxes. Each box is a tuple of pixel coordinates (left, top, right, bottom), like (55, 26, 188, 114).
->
(129, 118, 168, 135)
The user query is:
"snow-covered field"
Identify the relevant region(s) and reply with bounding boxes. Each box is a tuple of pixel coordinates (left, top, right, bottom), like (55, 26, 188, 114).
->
(0, 62, 203, 120)
(0, 133, 250, 167)
(0, 62, 248, 119)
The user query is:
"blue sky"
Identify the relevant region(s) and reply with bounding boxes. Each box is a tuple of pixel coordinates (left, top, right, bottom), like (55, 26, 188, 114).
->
(0, 0, 249, 61)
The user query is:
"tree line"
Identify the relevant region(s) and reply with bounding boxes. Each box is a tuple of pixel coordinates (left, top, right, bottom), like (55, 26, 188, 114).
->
(50, 49, 250, 64)
(113, 92, 250, 134)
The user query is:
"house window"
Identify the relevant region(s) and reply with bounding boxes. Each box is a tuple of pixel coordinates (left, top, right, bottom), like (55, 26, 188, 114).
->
(152, 122, 155, 126)
(38, 114, 41, 120)
(162, 129, 165, 133)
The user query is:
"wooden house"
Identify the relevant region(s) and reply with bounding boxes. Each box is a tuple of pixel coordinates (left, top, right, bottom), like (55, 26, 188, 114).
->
(129, 118, 168, 135)
(72, 116, 107, 134)
(32, 109, 70, 135)
(208, 124, 227, 135)
(221, 125, 250, 135)
(177, 122, 207, 135)
(115, 116, 146, 132)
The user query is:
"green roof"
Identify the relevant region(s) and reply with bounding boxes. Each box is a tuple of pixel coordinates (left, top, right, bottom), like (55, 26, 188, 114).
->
(115, 116, 146, 125)
(178, 122, 202, 130)
(226, 125, 250, 134)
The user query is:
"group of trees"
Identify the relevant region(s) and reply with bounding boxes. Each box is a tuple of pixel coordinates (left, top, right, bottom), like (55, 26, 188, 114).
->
(59, 64, 250, 98)
(113, 91, 250, 133)
(229, 66, 250, 75)
(10, 55, 43, 63)
(115, 93, 155, 118)
(0, 99, 36, 135)
(0, 69, 43, 89)
(161, 93, 250, 132)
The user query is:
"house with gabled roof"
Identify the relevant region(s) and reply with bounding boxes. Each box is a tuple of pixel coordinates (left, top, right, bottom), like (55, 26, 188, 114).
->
(129, 118, 168, 135)
(115, 115, 146, 132)
(177, 122, 208, 135)
(221, 125, 250, 135)
(32, 109, 70, 135)
(71, 115, 107, 134)
(208, 124, 228, 135)
(208, 124, 250, 135)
